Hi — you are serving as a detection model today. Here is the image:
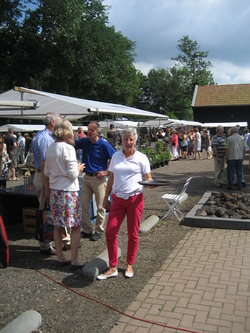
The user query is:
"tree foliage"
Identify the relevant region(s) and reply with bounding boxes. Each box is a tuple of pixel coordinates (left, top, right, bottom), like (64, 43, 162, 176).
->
(1, 3, 215, 121)
(172, 35, 215, 97)
(0, 0, 140, 106)
(134, 35, 215, 120)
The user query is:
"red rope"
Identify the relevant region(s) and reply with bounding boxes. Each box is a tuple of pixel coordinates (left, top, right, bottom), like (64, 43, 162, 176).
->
(36, 269, 202, 333)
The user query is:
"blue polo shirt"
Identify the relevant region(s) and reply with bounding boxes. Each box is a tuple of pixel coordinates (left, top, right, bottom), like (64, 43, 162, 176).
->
(75, 137, 116, 173)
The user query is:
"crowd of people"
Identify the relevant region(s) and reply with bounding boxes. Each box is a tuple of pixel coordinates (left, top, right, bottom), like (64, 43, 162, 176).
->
(0, 118, 249, 279)
(0, 129, 34, 186)
(155, 124, 248, 190)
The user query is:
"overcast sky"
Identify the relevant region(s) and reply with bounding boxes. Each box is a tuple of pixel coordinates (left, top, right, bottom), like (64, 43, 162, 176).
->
(103, 0, 250, 85)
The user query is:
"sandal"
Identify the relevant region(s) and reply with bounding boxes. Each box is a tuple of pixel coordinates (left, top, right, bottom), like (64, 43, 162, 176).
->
(56, 259, 71, 267)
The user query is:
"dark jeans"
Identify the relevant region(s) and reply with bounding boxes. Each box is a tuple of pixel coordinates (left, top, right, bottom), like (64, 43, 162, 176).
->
(227, 159, 243, 188)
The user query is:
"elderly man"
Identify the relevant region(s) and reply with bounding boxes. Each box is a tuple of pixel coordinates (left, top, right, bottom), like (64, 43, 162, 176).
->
(70, 121, 116, 241)
(225, 126, 245, 190)
(211, 125, 227, 187)
(32, 112, 61, 255)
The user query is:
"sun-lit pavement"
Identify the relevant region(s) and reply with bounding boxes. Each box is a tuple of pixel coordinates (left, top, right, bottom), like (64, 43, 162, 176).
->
(110, 156, 250, 333)
(109, 227, 250, 333)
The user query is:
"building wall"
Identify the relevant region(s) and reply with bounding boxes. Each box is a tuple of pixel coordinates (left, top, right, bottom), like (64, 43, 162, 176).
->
(193, 105, 250, 126)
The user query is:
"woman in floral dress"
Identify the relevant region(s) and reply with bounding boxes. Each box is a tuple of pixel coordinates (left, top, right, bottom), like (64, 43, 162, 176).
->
(44, 120, 85, 269)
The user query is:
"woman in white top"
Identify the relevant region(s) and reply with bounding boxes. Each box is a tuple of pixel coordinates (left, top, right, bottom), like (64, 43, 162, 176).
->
(44, 119, 85, 269)
(194, 127, 202, 160)
(97, 127, 153, 280)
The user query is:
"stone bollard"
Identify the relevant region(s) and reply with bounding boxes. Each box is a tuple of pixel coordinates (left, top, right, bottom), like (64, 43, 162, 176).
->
(139, 215, 159, 234)
(0, 310, 42, 333)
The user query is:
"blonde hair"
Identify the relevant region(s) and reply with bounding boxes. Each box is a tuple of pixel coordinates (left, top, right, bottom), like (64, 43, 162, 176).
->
(53, 119, 73, 140)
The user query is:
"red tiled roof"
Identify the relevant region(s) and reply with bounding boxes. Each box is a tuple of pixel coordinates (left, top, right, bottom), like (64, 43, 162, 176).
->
(193, 84, 250, 107)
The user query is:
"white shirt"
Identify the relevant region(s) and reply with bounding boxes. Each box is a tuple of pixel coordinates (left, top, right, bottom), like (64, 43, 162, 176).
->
(44, 142, 79, 191)
(18, 135, 25, 147)
(109, 148, 151, 199)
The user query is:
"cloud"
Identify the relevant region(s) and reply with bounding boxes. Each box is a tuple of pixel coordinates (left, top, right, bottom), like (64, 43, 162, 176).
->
(104, 0, 250, 84)
(211, 60, 250, 84)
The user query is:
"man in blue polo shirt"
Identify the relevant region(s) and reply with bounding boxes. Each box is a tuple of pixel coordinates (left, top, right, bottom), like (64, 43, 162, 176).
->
(74, 121, 116, 241)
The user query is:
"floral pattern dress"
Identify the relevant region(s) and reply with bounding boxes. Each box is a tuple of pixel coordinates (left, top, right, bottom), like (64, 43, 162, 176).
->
(0, 144, 9, 182)
(49, 189, 82, 227)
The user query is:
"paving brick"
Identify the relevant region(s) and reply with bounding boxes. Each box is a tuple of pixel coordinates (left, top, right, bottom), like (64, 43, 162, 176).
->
(207, 318, 232, 328)
(148, 325, 165, 333)
(231, 321, 246, 332)
(179, 314, 195, 328)
(109, 227, 250, 333)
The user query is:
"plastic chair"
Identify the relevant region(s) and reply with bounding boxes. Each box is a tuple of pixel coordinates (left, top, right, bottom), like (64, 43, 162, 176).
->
(161, 177, 192, 221)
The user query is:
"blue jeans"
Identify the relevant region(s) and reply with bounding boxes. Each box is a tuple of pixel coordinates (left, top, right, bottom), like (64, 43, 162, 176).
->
(227, 159, 243, 189)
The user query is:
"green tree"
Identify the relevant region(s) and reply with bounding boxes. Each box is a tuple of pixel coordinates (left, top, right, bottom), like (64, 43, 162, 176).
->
(0, 0, 24, 91)
(1, 0, 141, 107)
(135, 35, 215, 120)
(172, 35, 215, 99)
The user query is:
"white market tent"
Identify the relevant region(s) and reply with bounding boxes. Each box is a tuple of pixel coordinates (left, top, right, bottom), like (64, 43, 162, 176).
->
(144, 118, 203, 128)
(202, 122, 248, 128)
(0, 123, 87, 133)
(0, 87, 168, 120)
(98, 119, 144, 129)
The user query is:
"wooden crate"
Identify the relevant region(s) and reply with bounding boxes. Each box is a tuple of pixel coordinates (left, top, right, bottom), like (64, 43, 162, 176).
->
(22, 207, 36, 234)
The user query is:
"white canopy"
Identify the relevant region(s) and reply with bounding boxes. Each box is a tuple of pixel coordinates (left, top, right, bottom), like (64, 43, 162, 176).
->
(98, 119, 144, 128)
(202, 122, 248, 128)
(0, 87, 168, 120)
(0, 124, 87, 133)
(144, 118, 203, 127)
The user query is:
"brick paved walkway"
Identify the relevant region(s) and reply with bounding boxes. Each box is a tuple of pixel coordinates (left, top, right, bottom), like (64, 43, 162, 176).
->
(110, 228, 250, 333)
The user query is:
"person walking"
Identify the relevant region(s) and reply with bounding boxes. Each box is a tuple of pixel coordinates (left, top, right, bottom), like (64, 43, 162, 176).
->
(107, 124, 118, 149)
(170, 130, 179, 160)
(0, 141, 10, 188)
(17, 133, 25, 164)
(70, 121, 116, 241)
(202, 129, 212, 159)
(194, 128, 202, 159)
(44, 119, 85, 269)
(97, 127, 153, 280)
(32, 112, 61, 255)
(211, 125, 227, 188)
(225, 126, 245, 190)
(4, 127, 19, 181)
(181, 131, 188, 159)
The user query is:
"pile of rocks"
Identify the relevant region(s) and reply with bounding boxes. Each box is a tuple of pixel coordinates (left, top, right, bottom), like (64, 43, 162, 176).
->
(196, 192, 250, 219)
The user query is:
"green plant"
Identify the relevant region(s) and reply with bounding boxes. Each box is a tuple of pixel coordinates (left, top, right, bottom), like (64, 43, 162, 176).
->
(155, 141, 163, 153)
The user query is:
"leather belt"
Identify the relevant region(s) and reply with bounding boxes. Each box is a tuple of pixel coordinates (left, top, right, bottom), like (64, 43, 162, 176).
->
(85, 172, 99, 177)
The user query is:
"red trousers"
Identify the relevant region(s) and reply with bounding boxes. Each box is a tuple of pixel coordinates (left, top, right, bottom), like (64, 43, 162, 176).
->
(105, 193, 144, 267)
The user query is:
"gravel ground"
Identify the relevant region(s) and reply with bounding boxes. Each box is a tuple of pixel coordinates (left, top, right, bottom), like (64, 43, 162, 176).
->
(1, 152, 249, 333)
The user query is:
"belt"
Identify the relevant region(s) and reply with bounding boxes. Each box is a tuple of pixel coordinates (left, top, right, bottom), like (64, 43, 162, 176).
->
(36, 169, 41, 173)
(85, 172, 99, 177)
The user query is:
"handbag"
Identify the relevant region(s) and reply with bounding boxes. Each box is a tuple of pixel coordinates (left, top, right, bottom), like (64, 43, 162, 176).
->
(35, 202, 53, 242)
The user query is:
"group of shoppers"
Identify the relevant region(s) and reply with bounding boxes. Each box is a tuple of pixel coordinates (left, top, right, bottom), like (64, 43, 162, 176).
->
(32, 113, 154, 278)
(1, 128, 34, 183)
(158, 127, 212, 161)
